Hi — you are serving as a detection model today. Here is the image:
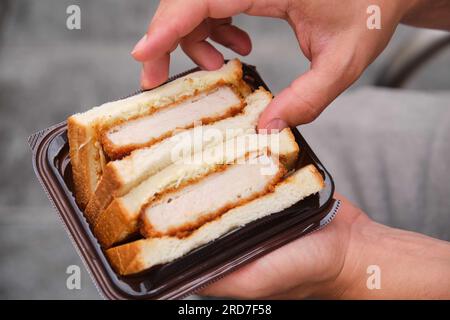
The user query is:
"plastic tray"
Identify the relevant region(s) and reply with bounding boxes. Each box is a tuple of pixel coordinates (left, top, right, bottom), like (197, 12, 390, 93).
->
(28, 62, 339, 299)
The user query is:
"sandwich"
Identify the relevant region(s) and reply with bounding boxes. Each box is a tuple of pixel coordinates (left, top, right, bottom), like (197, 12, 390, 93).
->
(67, 59, 325, 275)
(84, 88, 273, 225)
(94, 129, 299, 248)
(107, 164, 324, 275)
(68, 59, 250, 209)
(139, 152, 287, 238)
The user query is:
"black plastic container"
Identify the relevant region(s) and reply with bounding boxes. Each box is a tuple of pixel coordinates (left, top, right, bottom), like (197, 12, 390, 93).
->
(29, 63, 340, 299)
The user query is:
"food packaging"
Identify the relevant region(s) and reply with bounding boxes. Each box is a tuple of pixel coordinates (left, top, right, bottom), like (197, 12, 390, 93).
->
(28, 62, 340, 299)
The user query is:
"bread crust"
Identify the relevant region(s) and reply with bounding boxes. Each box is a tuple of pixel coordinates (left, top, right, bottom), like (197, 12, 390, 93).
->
(279, 128, 300, 170)
(93, 198, 139, 248)
(105, 240, 145, 276)
(67, 116, 103, 209)
(84, 164, 123, 225)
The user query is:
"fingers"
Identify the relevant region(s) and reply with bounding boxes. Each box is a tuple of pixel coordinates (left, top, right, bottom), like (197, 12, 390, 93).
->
(199, 243, 295, 299)
(209, 22, 252, 56)
(257, 70, 331, 130)
(182, 40, 225, 70)
(199, 263, 264, 298)
(132, 0, 208, 62)
(178, 18, 251, 70)
(200, 193, 368, 299)
(199, 228, 324, 299)
(137, 16, 252, 88)
(140, 54, 170, 89)
(133, 0, 254, 89)
(180, 20, 225, 70)
(132, 0, 252, 62)
(258, 45, 363, 130)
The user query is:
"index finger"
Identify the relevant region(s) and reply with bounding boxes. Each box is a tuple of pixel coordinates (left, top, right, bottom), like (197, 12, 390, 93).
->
(132, 0, 253, 61)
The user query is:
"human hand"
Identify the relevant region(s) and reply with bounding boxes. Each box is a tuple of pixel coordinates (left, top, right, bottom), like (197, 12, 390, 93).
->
(200, 193, 450, 299)
(131, 0, 413, 129)
(200, 193, 365, 299)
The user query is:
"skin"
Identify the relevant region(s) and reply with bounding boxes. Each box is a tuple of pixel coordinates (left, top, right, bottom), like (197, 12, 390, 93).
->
(132, 0, 450, 299)
(202, 194, 450, 299)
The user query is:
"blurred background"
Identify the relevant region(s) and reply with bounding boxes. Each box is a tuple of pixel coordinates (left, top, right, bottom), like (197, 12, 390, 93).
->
(0, 0, 449, 299)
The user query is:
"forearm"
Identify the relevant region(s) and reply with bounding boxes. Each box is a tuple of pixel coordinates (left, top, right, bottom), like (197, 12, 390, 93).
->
(401, 0, 450, 30)
(335, 217, 450, 299)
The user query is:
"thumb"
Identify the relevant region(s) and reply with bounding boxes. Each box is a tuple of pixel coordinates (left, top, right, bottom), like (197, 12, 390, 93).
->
(258, 48, 361, 130)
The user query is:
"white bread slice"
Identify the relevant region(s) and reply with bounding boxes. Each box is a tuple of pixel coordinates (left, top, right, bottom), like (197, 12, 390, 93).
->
(84, 88, 272, 224)
(94, 128, 299, 248)
(140, 153, 286, 238)
(68, 59, 247, 208)
(106, 164, 324, 275)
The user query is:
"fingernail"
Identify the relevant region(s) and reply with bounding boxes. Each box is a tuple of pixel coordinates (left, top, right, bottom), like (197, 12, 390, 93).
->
(132, 34, 147, 56)
(264, 118, 288, 132)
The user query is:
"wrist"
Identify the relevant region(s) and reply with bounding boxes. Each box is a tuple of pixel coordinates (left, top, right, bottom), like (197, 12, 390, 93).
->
(311, 212, 375, 299)
(301, 202, 374, 299)
(331, 217, 450, 299)
(331, 218, 389, 299)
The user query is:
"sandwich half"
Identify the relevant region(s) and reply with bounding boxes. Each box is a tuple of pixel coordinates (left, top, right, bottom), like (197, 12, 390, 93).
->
(101, 85, 244, 159)
(106, 164, 324, 275)
(140, 152, 286, 238)
(67, 58, 326, 277)
(84, 88, 272, 224)
(94, 128, 299, 248)
(68, 59, 249, 208)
